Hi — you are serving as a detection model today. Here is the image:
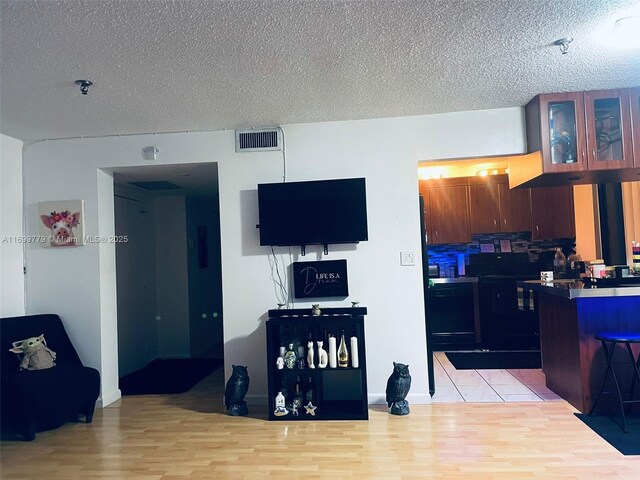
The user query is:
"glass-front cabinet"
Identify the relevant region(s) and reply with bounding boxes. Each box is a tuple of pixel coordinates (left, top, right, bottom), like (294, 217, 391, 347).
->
(584, 89, 634, 170)
(532, 92, 586, 173)
(630, 87, 640, 167)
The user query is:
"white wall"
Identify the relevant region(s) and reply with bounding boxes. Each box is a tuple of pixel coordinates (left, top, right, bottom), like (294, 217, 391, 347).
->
(0, 134, 25, 317)
(22, 107, 526, 406)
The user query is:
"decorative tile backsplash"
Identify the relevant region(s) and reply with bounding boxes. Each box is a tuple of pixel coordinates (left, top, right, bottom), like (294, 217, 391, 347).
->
(428, 232, 576, 277)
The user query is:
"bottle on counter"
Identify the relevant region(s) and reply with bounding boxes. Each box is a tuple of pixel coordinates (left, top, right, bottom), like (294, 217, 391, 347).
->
(553, 248, 566, 275)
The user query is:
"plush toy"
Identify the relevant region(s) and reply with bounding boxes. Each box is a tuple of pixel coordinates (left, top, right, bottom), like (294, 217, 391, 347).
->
(10, 334, 57, 371)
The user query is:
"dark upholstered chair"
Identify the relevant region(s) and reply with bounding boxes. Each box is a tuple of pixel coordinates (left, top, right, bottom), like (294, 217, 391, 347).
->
(1, 314, 100, 440)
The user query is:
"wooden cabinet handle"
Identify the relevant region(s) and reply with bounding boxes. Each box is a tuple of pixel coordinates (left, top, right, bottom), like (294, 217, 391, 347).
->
(592, 149, 596, 160)
(582, 149, 585, 163)
(494, 219, 497, 226)
(503, 218, 507, 225)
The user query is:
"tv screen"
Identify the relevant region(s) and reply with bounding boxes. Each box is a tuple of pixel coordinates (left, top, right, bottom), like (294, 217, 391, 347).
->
(257, 178, 368, 247)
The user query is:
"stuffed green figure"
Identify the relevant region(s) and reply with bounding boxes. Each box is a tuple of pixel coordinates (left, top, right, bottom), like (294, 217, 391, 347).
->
(10, 335, 57, 371)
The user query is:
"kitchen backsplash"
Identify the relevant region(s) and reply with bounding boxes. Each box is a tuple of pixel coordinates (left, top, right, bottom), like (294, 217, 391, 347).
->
(428, 232, 576, 277)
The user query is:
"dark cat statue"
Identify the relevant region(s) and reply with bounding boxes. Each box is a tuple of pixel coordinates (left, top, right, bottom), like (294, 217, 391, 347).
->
(385, 362, 412, 415)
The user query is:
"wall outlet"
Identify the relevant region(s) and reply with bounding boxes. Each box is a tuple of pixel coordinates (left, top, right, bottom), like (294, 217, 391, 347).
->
(400, 251, 416, 266)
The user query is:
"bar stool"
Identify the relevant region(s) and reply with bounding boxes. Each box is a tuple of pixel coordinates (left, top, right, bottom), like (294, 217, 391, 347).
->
(588, 332, 640, 432)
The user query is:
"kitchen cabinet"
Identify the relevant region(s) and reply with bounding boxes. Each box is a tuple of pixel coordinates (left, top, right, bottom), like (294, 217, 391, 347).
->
(266, 307, 368, 421)
(530, 186, 575, 240)
(511, 87, 640, 188)
(630, 87, 640, 167)
(469, 176, 531, 234)
(584, 89, 634, 170)
(499, 183, 532, 232)
(526, 91, 587, 173)
(422, 178, 471, 244)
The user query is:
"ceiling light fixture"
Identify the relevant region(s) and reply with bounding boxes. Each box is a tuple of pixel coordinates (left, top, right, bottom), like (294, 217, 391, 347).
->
(74, 79, 93, 95)
(554, 37, 573, 54)
(613, 15, 640, 48)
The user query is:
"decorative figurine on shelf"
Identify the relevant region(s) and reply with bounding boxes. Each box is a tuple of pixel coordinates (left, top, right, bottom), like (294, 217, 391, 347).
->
(311, 304, 321, 316)
(307, 340, 315, 369)
(351, 301, 360, 308)
(224, 365, 250, 416)
(284, 343, 297, 369)
(292, 403, 299, 416)
(385, 362, 412, 416)
(276, 356, 284, 370)
(317, 340, 328, 368)
(274, 391, 288, 416)
(304, 402, 317, 416)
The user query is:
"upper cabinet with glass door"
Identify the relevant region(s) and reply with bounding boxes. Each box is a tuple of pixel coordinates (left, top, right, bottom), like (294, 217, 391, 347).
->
(584, 89, 634, 170)
(525, 88, 636, 175)
(526, 92, 586, 173)
(630, 87, 640, 167)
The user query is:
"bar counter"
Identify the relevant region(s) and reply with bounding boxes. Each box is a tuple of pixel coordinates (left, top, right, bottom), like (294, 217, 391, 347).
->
(518, 279, 640, 413)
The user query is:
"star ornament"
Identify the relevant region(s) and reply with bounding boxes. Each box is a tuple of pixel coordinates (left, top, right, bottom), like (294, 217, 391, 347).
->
(304, 402, 317, 416)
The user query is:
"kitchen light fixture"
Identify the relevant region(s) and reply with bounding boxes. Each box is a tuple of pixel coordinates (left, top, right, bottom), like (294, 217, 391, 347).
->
(613, 15, 640, 48)
(554, 38, 573, 54)
(74, 79, 93, 95)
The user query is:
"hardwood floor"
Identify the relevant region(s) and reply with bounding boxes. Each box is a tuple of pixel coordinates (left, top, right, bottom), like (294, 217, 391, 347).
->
(2, 367, 639, 479)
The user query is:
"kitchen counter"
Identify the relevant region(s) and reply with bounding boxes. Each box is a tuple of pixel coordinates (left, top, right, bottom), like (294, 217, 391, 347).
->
(430, 277, 478, 284)
(519, 278, 640, 413)
(518, 278, 640, 299)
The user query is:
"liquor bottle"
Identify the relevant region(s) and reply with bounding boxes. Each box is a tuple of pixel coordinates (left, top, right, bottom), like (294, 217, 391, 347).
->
(338, 330, 349, 368)
(284, 343, 297, 369)
(293, 376, 303, 411)
(305, 376, 315, 404)
(350, 327, 359, 369)
(328, 332, 337, 368)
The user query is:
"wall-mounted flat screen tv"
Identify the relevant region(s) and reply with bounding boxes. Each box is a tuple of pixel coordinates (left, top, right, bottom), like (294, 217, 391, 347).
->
(257, 178, 368, 247)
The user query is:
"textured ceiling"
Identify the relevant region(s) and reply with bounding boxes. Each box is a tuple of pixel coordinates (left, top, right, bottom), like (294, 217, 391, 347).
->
(1, 0, 640, 143)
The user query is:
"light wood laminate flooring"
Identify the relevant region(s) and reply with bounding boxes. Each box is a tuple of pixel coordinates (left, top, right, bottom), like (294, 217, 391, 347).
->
(2, 366, 639, 479)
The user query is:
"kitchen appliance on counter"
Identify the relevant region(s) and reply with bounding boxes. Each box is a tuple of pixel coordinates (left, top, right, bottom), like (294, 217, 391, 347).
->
(467, 253, 540, 351)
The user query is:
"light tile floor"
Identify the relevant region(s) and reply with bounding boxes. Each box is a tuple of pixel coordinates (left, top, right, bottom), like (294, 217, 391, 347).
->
(431, 351, 564, 403)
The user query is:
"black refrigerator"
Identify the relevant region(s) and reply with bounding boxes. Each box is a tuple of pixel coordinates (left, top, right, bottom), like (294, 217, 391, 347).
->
(419, 195, 435, 396)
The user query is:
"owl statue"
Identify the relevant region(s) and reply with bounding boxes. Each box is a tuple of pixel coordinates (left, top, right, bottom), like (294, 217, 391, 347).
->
(385, 362, 412, 415)
(224, 365, 250, 416)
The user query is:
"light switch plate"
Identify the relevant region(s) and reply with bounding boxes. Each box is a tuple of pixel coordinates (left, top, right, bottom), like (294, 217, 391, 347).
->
(400, 250, 416, 266)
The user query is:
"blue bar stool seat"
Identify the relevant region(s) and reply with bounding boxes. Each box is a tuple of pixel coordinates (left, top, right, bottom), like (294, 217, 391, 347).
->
(588, 332, 640, 432)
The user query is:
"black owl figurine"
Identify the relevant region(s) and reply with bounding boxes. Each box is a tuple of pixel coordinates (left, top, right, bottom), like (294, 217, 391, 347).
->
(224, 365, 250, 416)
(385, 362, 411, 415)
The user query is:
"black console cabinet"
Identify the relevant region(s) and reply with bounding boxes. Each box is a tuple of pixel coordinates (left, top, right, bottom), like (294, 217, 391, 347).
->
(266, 307, 368, 421)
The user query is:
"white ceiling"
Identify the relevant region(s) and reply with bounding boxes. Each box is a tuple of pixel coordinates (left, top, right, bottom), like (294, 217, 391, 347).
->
(1, 0, 639, 144)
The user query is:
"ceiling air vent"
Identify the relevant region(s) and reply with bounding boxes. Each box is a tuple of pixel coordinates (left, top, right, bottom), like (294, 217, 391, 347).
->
(235, 128, 282, 152)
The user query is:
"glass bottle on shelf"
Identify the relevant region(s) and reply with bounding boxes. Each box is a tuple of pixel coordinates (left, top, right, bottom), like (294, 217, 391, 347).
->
(305, 376, 315, 405)
(553, 248, 566, 276)
(338, 330, 349, 368)
(292, 376, 303, 413)
(284, 343, 297, 369)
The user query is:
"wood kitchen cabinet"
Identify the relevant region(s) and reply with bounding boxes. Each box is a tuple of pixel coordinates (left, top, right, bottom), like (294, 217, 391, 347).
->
(530, 186, 575, 240)
(584, 88, 634, 170)
(420, 178, 470, 244)
(469, 175, 531, 234)
(526, 91, 587, 173)
(630, 87, 640, 167)
(512, 87, 639, 188)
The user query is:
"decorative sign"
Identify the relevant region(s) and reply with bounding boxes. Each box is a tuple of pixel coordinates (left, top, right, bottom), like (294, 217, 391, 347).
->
(293, 260, 348, 299)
